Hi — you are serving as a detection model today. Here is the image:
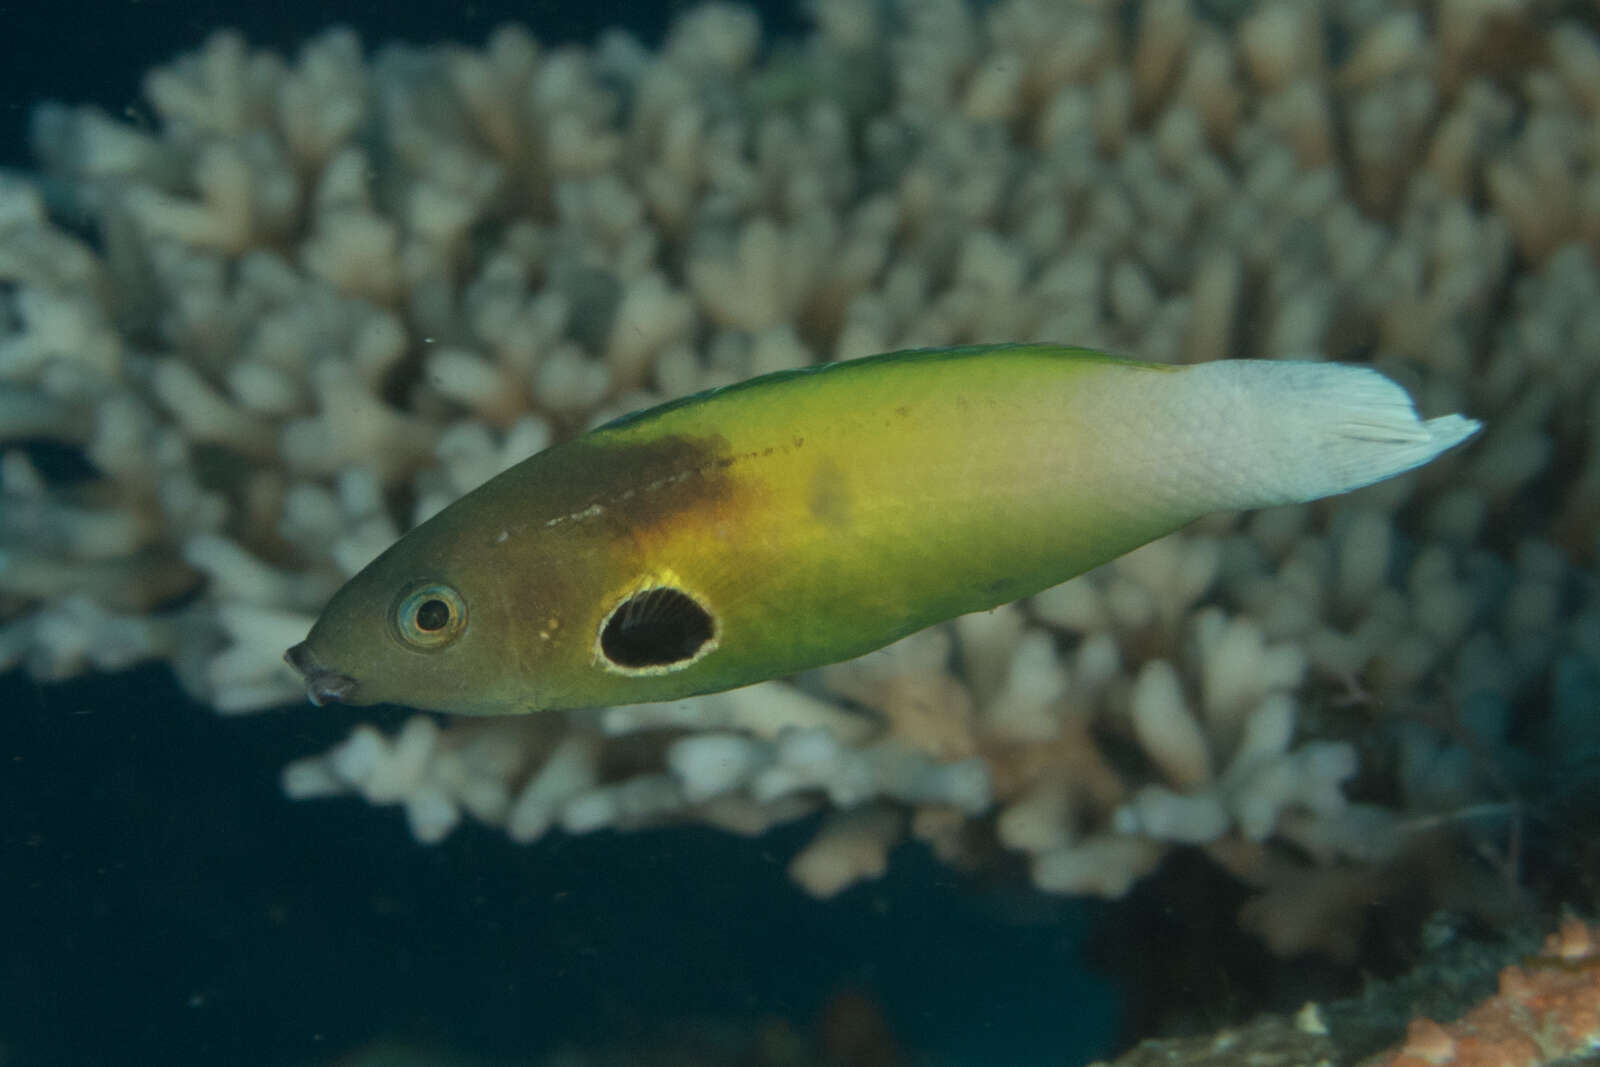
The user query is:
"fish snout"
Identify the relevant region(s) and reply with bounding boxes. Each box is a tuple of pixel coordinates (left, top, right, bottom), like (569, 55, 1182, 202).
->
(284, 642, 358, 706)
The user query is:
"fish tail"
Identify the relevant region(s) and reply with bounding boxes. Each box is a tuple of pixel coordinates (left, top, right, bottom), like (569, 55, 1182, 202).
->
(1168, 359, 1481, 510)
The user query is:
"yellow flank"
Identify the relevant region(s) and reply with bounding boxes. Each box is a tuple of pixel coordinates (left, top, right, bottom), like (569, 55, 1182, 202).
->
(285, 344, 1480, 715)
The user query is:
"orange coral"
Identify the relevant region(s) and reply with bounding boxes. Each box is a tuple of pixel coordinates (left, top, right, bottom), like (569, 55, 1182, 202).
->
(1366, 918, 1600, 1066)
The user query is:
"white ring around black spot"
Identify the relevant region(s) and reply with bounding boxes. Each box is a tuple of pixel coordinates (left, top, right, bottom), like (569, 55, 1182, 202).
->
(597, 585, 718, 674)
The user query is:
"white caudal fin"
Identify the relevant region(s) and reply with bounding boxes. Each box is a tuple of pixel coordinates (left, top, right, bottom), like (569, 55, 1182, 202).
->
(1169, 359, 1481, 511)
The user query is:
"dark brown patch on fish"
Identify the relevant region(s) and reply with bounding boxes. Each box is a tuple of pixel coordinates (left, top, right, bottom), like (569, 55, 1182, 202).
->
(536, 432, 743, 537)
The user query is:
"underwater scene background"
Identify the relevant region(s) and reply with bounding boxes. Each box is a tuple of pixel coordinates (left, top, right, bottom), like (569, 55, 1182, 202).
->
(4, 1, 1600, 1065)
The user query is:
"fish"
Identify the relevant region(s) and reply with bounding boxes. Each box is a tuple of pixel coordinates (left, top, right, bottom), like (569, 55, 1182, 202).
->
(284, 344, 1480, 715)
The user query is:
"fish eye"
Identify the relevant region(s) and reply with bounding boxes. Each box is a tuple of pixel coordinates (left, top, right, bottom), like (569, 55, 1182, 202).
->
(392, 583, 468, 650)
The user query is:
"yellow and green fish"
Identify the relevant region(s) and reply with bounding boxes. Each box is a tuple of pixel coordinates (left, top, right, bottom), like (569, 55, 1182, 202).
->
(285, 344, 1479, 715)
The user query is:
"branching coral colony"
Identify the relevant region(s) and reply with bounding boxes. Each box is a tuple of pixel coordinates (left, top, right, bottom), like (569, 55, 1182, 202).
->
(3, 0, 1599, 958)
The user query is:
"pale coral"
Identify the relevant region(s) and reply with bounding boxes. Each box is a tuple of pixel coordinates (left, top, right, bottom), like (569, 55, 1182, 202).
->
(2, 0, 1596, 952)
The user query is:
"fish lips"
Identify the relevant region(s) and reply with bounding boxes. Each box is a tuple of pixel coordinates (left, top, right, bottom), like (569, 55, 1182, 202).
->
(283, 642, 359, 706)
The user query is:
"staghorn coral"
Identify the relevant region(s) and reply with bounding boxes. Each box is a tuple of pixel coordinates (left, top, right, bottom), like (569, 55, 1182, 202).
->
(3, 0, 1600, 958)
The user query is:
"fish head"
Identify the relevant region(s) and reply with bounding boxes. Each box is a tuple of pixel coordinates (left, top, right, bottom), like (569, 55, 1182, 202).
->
(283, 510, 565, 716)
(284, 430, 754, 716)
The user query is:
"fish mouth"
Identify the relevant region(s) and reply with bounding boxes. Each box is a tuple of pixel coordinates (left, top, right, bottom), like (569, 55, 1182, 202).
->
(284, 642, 358, 706)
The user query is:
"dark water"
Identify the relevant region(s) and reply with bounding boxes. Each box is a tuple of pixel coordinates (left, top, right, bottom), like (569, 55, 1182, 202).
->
(4, 664, 1116, 1065)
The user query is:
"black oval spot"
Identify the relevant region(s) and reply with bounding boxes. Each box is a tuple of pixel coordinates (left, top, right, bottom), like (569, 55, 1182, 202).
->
(600, 587, 715, 669)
